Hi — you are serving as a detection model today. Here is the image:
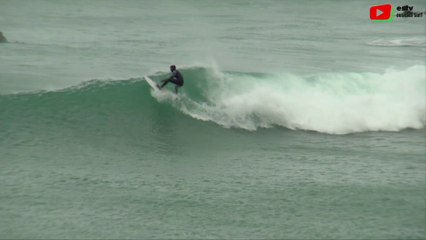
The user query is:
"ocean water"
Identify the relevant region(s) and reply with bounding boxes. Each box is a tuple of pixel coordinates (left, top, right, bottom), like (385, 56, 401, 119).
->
(1, 0, 425, 239)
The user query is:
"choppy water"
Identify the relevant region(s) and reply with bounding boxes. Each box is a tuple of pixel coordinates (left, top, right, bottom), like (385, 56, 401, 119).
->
(1, 0, 425, 239)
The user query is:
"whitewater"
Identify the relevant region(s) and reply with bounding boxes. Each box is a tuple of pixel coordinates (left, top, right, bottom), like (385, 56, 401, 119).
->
(159, 65, 425, 134)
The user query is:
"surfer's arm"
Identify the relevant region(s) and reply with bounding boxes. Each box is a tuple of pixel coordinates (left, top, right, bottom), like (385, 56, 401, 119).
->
(160, 72, 177, 84)
(161, 74, 174, 82)
(160, 77, 171, 88)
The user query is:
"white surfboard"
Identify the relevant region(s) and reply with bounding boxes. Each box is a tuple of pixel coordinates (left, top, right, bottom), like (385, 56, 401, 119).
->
(144, 76, 161, 91)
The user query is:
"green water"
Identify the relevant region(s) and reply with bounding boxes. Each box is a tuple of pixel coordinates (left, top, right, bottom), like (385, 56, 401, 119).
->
(1, 0, 425, 239)
(1, 76, 425, 238)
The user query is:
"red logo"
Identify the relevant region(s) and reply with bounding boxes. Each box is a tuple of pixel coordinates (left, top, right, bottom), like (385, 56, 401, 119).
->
(370, 4, 392, 21)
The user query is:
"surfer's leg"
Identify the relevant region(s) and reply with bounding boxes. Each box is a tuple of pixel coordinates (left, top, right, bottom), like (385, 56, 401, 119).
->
(174, 85, 179, 94)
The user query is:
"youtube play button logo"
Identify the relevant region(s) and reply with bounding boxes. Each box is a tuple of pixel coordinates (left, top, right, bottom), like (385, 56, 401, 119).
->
(370, 4, 393, 21)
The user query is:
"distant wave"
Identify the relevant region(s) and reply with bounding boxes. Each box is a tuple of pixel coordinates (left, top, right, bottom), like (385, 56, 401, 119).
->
(1, 65, 425, 135)
(368, 37, 426, 47)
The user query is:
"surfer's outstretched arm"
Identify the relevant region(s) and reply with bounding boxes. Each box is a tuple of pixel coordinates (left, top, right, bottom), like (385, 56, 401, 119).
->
(159, 78, 170, 89)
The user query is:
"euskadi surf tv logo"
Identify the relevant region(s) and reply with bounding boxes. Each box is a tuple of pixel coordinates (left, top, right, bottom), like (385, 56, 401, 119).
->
(370, 4, 424, 22)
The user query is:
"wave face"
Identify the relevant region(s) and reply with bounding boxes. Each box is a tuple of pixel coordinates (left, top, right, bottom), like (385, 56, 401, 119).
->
(1, 65, 425, 135)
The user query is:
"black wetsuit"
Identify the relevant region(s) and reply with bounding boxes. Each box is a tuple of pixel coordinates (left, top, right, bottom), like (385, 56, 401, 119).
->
(161, 70, 184, 88)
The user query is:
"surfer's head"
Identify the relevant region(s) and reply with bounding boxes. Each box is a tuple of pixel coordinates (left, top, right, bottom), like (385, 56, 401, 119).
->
(170, 65, 176, 71)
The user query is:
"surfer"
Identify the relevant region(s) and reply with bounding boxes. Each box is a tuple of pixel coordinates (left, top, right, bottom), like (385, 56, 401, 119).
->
(159, 65, 184, 94)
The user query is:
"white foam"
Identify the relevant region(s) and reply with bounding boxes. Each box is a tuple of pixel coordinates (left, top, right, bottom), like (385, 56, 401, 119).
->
(173, 65, 426, 134)
(368, 37, 426, 47)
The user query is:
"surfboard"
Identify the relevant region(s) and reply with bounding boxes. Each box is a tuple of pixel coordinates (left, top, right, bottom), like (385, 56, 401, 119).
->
(144, 76, 161, 91)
